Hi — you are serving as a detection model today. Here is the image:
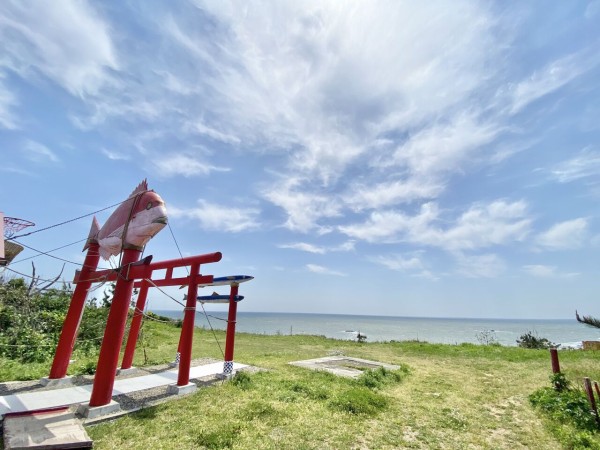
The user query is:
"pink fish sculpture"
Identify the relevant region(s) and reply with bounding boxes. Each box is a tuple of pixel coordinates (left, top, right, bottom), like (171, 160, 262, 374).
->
(84, 180, 168, 260)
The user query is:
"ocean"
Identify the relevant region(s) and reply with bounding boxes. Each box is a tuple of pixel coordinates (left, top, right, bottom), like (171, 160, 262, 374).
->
(150, 310, 600, 348)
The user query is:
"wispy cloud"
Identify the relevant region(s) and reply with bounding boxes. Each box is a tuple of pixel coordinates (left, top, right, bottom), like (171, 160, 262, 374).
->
(509, 50, 595, 114)
(523, 265, 579, 279)
(550, 148, 600, 183)
(101, 148, 130, 161)
(306, 264, 346, 277)
(536, 218, 588, 250)
(279, 240, 355, 254)
(455, 253, 506, 278)
(170, 199, 260, 232)
(0, 0, 118, 96)
(340, 199, 531, 251)
(370, 253, 437, 280)
(151, 154, 230, 178)
(23, 140, 59, 163)
(0, 76, 18, 129)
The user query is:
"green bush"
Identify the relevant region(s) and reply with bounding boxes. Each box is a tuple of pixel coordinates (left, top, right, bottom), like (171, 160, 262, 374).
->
(329, 387, 389, 416)
(357, 366, 410, 390)
(517, 331, 555, 349)
(530, 372, 600, 448)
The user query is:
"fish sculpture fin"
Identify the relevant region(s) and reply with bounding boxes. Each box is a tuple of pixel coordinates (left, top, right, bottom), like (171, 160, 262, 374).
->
(83, 216, 101, 251)
(128, 179, 149, 198)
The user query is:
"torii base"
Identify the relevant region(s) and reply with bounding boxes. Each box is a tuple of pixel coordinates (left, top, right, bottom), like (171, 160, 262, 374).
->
(167, 383, 197, 396)
(76, 401, 121, 420)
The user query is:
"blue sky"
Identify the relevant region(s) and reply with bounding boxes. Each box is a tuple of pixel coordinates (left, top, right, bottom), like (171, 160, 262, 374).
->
(1, 1, 599, 319)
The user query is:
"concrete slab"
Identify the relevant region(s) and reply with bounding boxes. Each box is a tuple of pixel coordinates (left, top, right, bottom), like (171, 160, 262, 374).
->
(0, 362, 248, 418)
(289, 356, 400, 378)
(116, 367, 139, 376)
(3, 407, 92, 449)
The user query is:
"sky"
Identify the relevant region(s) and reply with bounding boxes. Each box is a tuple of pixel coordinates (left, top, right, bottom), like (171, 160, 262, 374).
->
(1, 1, 599, 319)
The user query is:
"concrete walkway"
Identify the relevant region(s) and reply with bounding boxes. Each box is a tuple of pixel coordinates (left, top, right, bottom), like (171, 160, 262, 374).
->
(0, 362, 247, 418)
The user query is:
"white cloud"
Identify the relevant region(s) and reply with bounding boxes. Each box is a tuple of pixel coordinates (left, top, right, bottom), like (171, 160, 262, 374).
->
(170, 199, 260, 232)
(262, 178, 341, 233)
(101, 148, 130, 161)
(152, 154, 230, 178)
(306, 264, 346, 277)
(523, 264, 579, 279)
(370, 253, 437, 280)
(536, 218, 588, 250)
(550, 148, 600, 183)
(390, 114, 501, 176)
(0, 0, 118, 96)
(340, 199, 531, 251)
(345, 177, 444, 212)
(509, 51, 594, 114)
(23, 140, 59, 163)
(279, 240, 355, 254)
(279, 242, 325, 254)
(0, 76, 18, 129)
(456, 253, 506, 278)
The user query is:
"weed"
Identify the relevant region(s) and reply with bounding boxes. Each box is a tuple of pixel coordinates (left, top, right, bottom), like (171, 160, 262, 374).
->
(329, 387, 388, 416)
(357, 366, 410, 390)
(74, 361, 97, 375)
(231, 370, 253, 390)
(194, 424, 242, 449)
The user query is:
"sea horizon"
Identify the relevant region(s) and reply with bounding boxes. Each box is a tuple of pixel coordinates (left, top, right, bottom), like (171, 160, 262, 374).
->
(150, 310, 598, 347)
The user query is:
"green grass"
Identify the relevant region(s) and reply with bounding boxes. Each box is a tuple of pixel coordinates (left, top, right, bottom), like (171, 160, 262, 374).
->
(4, 321, 600, 448)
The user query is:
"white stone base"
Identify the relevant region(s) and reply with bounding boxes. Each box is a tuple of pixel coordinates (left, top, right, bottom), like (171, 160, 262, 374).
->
(76, 400, 121, 420)
(117, 367, 138, 376)
(167, 383, 197, 395)
(39, 376, 75, 387)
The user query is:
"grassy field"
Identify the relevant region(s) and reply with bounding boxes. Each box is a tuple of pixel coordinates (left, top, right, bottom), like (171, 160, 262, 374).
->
(4, 321, 600, 449)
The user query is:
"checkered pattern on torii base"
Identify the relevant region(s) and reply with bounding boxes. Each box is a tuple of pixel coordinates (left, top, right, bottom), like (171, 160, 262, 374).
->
(174, 352, 181, 366)
(223, 360, 234, 375)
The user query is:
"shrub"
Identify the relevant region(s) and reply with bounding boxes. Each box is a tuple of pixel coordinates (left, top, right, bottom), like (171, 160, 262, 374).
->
(517, 331, 555, 349)
(357, 366, 410, 390)
(329, 387, 388, 416)
(475, 330, 498, 346)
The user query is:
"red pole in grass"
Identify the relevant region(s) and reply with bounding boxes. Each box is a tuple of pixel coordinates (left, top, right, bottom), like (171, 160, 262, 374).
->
(550, 348, 560, 374)
(223, 283, 240, 376)
(121, 278, 150, 370)
(89, 248, 141, 407)
(49, 242, 101, 379)
(177, 262, 200, 386)
(584, 377, 600, 426)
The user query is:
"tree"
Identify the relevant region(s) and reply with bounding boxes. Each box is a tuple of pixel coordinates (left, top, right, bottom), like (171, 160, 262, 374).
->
(576, 311, 600, 329)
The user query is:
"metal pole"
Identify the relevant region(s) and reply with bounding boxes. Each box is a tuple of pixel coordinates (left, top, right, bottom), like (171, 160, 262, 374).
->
(48, 243, 101, 379)
(89, 248, 141, 407)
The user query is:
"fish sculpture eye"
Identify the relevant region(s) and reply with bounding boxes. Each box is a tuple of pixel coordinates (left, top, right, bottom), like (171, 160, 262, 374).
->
(146, 202, 152, 210)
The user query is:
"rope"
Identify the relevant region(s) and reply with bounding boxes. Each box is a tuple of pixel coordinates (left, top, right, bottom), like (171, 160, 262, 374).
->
(11, 238, 88, 265)
(6, 200, 126, 240)
(166, 223, 224, 358)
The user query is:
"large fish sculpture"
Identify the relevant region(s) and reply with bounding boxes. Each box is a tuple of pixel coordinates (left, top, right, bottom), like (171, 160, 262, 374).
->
(84, 180, 168, 260)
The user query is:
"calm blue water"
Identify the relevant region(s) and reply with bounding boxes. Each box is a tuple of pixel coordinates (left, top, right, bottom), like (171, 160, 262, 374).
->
(151, 310, 600, 348)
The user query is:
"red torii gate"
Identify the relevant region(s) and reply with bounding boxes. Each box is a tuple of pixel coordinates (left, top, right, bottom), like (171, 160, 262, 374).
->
(48, 242, 221, 410)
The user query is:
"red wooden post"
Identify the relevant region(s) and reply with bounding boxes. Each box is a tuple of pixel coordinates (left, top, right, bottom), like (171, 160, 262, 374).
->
(49, 243, 100, 379)
(89, 248, 141, 407)
(550, 348, 560, 374)
(120, 278, 150, 370)
(223, 283, 239, 376)
(177, 262, 200, 386)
